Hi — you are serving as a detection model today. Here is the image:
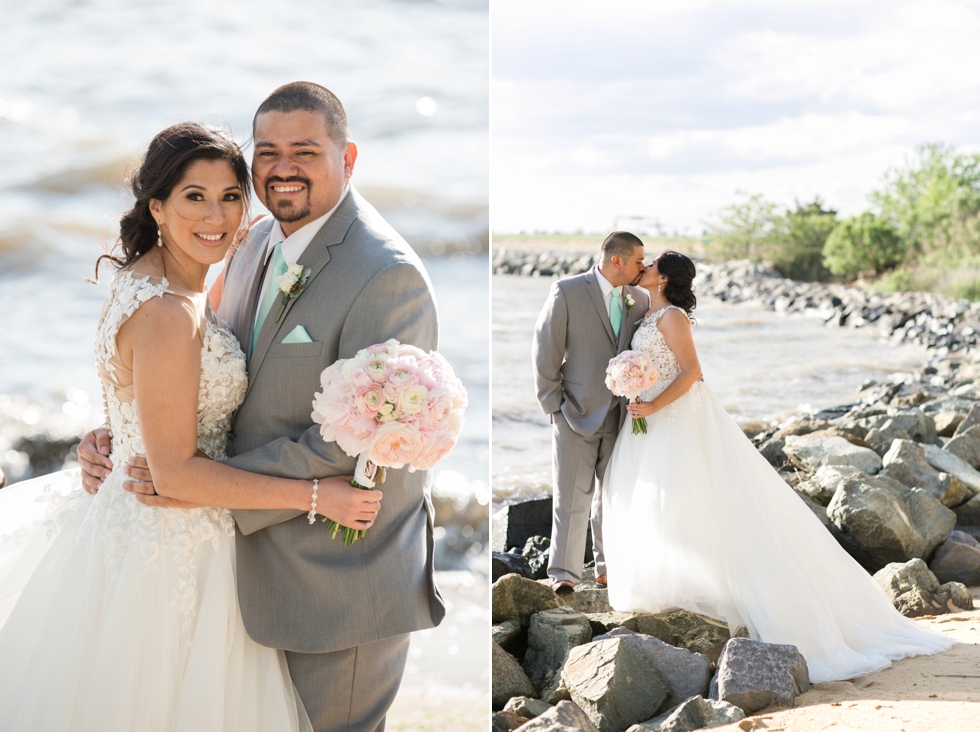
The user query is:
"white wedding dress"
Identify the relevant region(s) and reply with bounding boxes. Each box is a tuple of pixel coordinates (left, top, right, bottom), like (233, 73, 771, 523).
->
(0, 272, 311, 731)
(602, 305, 955, 684)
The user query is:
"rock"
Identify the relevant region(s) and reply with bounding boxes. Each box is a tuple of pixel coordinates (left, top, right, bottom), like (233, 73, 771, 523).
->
(494, 620, 522, 648)
(880, 439, 962, 505)
(493, 574, 561, 628)
(795, 465, 863, 506)
(935, 411, 966, 437)
(494, 498, 594, 565)
(864, 420, 911, 456)
(794, 491, 834, 530)
(884, 409, 939, 445)
(953, 403, 980, 437)
(493, 498, 553, 552)
(930, 531, 980, 586)
(522, 535, 552, 580)
(803, 428, 871, 449)
(504, 696, 554, 721)
(783, 435, 882, 474)
(585, 612, 674, 642)
(562, 638, 670, 732)
(827, 473, 956, 573)
(757, 418, 831, 467)
(940, 581, 974, 611)
(524, 607, 593, 700)
(922, 443, 980, 496)
(494, 552, 534, 582)
(955, 494, 980, 525)
(873, 558, 973, 617)
(512, 700, 599, 732)
(593, 628, 712, 707)
(494, 641, 537, 709)
(656, 610, 733, 661)
(626, 695, 745, 732)
(493, 711, 527, 732)
(560, 587, 613, 615)
(709, 638, 809, 715)
(945, 425, 980, 469)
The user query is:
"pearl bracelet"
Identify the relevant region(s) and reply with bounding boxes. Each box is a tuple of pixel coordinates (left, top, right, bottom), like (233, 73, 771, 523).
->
(307, 478, 319, 525)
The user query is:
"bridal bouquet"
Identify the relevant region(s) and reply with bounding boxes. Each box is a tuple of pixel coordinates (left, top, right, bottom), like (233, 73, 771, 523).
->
(311, 339, 467, 545)
(605, 350, 659, 434)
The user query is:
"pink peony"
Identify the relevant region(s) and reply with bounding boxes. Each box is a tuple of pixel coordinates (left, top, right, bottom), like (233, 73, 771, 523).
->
(369, 421, 423, 469)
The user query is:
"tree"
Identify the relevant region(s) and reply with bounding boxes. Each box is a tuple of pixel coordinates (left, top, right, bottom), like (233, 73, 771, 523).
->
(823, 213, 904, 277)
(703, 192, 780, 262)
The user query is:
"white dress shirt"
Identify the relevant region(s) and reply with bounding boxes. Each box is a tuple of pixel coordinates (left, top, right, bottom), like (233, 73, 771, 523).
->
(594, 266, 622, 320)
(253, 185, 349, 331)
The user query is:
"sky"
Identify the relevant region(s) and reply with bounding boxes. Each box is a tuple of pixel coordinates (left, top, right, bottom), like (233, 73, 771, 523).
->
(492, 0, 980, 235)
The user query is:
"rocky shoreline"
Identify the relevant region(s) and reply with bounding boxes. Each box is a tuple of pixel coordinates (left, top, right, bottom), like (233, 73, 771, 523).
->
(492, 251, 980, 731)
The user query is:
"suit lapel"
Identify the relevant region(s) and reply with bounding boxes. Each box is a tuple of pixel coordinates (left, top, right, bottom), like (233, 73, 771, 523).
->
(232, 218, 276, 361)
(617, 285, 643, 352)
(585, 270, 616, 347)
(245, 189, 360, 393)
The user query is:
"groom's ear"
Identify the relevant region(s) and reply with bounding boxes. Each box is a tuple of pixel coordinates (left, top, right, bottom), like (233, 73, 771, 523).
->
(343, 142, 358, 179)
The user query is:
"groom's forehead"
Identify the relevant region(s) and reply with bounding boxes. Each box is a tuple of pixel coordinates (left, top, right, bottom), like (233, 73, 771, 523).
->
(252, 110, 335, 145)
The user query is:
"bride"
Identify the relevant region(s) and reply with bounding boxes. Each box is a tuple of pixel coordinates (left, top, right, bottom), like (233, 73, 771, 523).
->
(0, 123, 379, 730)
(601, 250, 955, 684)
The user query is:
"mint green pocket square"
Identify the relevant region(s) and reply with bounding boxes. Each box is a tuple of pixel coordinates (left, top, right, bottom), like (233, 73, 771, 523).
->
(281, 325, 314, 344)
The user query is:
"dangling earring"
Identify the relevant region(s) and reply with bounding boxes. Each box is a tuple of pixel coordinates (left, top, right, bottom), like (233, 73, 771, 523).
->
(657, 280, 663, 294)
(156, 227, 163, 247)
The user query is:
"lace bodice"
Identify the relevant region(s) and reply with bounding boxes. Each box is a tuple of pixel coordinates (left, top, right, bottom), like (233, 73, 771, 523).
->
(95, 271, 247, 464)
(631, 305, 685, 402)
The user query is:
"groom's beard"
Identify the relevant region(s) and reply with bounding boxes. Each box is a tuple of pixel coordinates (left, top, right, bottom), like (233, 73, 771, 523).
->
(265, 176, 312, 223)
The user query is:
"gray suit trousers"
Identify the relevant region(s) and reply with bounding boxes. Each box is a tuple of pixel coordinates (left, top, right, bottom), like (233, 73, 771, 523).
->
(286, 633, 410, 732)
(548, 402, 621, 582)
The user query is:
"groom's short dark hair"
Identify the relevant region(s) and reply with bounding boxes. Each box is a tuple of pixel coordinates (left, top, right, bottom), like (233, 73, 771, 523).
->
(254, 82, 349, 148)
(601, 231, 643, 263)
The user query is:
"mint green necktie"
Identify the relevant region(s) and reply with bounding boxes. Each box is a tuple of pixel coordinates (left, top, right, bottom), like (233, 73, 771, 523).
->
(252, 242, 287, 353)
(610, 288, 623, 338)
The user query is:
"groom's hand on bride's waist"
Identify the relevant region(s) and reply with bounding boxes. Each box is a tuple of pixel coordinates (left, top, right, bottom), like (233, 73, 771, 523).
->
(78, 426, 113, 494)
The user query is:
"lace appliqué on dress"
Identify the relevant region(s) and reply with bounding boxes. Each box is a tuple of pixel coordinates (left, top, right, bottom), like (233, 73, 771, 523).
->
(631, 305, 690, 430)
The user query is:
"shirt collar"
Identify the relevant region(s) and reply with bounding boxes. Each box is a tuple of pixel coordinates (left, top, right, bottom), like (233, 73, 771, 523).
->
(594, 266, 621, 297)
(266, 184, 350, 263)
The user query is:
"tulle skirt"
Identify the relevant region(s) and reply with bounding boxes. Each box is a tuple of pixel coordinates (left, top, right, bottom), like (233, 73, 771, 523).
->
(0, 467, 311, 731)
(602, 381, 955, 684)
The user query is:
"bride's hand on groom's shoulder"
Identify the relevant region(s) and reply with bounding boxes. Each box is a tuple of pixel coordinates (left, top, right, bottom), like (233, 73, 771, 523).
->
(78, 426, 113, 494)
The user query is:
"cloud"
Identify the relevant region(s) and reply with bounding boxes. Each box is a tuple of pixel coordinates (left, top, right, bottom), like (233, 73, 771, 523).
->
(492, 0, 980, 232)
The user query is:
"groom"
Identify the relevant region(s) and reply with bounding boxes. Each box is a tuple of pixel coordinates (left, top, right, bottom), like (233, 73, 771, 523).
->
(78, 82, 444, 732)
(532, 232, 648, 594)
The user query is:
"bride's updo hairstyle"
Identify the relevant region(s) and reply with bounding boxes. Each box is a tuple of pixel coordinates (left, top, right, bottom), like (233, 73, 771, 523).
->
(657, 250, 698, 315)
(94, 122, 250, 281)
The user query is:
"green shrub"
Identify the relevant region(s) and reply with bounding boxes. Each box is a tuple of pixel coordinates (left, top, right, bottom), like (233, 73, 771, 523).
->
(823, 213, 905, 276)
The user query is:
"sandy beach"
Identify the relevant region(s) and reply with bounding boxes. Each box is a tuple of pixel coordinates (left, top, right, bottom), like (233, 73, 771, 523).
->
(708, 590, 980, 732)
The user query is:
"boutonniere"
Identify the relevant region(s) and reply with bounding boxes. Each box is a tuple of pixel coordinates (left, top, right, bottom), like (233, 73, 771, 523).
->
(275, 263, 311, 322)
(624, 293, 635, 310)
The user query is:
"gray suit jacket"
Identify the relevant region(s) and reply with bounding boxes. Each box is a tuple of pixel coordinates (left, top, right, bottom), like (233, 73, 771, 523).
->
(217, 187, 445, 654)
(532, 268, 649, 436)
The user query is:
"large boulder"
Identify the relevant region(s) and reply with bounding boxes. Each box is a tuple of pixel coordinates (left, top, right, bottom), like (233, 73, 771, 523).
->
(562, 638, 670, 732)
(494, 711, 527, 732)
(593, 628, 712, 708)
(493, 574, 561, 628)
(512, 700, 599, 732)
(953, 403, 980, 438)
(627, 695, 745, 732)
(783, 435, 882, 474)
(881, 409, 938, 445)
(522, 535, 552, 580)
(934, 411, 966, 437)
(494, 620, 522, 647)
(494, 498, 594, 565)
(709, 638, 809, 714)
(494, 641, 537, 709)
(921, 443, 980, 497)
(560, 587, 613, 615)
(826, 473, 956, 573)
(505, 696, 554, 722)
(955, 494, 980, 525)
(757, 418, 831, 467)
(656, 610, 733, 660)
(879, 439, 965, 506)
(945, 425, 980, 469)
(795, 465, 863, 506)
(929, 531, 980, 586)
(863, 420, 911, 457)
(524, 607, 593, 701)
(585, 612, 674, 642)
(494, 552, 534, 582)
(873, 558, 974, 617)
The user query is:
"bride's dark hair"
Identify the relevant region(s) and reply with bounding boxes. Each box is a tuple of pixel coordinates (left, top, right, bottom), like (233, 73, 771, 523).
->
(657, 250, 697, 314)
(94, 122, 251, 281)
